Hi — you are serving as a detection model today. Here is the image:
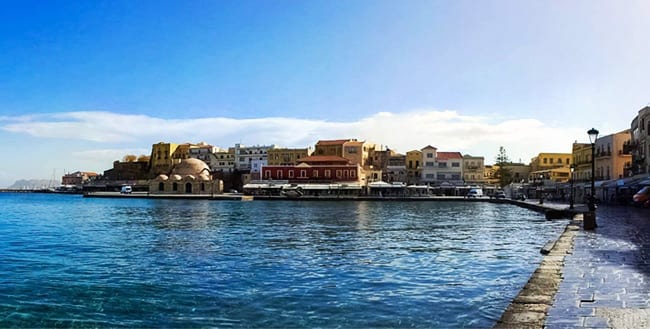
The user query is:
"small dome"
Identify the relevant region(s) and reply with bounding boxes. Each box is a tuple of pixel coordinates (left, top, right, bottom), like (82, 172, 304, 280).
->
(186, 175, 195, 180)
(199, 174, 210, 181)
(157, 174, 169, 181)
(171, 174, 182, 181)
(171, 158, 210, 176)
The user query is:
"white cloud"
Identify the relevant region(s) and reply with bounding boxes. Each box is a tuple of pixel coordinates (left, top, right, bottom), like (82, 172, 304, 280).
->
(1, 109, 585, 165)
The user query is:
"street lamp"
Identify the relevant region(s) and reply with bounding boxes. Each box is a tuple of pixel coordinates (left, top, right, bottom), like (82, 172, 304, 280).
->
(569, 164, 575, 209)
(538, 174, 544, 204)
(584, 128, 599, 230)
(588, 128, 599, 211)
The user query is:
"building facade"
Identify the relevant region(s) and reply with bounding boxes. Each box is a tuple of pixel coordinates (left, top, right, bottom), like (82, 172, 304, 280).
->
(262, 155, 362, 184)
(629, 106, 650, 175)
(405, 150, 422, 185)
(150, 142, 180, 175)
(572, 142, 592, 182)
(149, 158, 221, 194)
(462, 155, 485, 185)
(594, 129, 632, 181)
(267, 147, 313, 166)
(234, 144, 276, 171)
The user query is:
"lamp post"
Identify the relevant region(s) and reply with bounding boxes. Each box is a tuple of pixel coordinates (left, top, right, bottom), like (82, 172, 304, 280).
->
(584, 127, 599, 230)
(569, 164, 575, 209)
(538, 174, 544, 204)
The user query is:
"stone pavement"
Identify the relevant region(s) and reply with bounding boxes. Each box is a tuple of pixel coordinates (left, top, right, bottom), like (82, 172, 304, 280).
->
(545, 205, 650, 328)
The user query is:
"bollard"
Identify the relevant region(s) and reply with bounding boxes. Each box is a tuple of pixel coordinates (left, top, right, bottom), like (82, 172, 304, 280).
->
(583, 211, 597, 230)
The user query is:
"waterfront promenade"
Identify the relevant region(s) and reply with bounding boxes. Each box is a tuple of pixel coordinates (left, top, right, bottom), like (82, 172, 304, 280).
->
(497, 200, 649, 328)
(545, 204, 649, 328)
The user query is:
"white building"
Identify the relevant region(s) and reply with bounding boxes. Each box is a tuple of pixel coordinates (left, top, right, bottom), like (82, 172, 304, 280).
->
(234, 144, 276, 171)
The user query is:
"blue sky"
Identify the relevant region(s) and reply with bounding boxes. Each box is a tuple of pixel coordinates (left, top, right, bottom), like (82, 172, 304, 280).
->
(1, 0, 648, 187)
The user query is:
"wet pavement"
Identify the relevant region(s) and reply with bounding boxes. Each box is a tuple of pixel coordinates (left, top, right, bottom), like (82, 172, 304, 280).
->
(545, 205, 650, 328)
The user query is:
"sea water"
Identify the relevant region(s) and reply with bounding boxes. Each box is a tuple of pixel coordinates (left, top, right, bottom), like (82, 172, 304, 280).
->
(0, 193, 566, 328)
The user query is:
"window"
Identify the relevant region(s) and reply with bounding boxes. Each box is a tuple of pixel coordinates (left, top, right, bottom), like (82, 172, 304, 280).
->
(313, 170, 319, 178)
(300, 170, 307, 178)
(427, 153, 433, 158)
(201, 183, 205, 192)
(288, 170, 294, 178)
(408, 160, 413, 168)
(550, 158, 554, 164)
(336, 170, 342, 178)
(265, 170, 271, 179)
(325, 170, 331, 178)
(277, 170, 283, 179)
(425, 162, 435, 167)
(172, 182, 178, 191)
(558, 158, 562, 164)
(425, 173, 434, 179)
(158, 182, 164, 191)
(438, 162, 447, 168)
(451, 162, 460, 167)
(543, 158, 548, 164)
(350, 170, 355, 177)
(437, 173, 445, 180)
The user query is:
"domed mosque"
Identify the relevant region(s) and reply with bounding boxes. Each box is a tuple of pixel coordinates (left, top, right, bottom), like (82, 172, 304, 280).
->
(149, 158, 222, 194)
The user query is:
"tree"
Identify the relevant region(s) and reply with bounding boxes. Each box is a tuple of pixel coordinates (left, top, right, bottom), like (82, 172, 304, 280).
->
(123, 154, 137, 162)
(494, 146, 513, 188)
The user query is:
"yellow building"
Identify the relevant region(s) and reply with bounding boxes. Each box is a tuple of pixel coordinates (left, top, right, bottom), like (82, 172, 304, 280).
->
(150, 142, 179, 175)
(530, 152, 572, 172)
(405, 150, 422, 184)
(462, 155, 485, 185)
(267, 147, 313, 166)
(572, 142, 592, 182)
(595, 129, 632, 181)
(314, 139, 376, 169)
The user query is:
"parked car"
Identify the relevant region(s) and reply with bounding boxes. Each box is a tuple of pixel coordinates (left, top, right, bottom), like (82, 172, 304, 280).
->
(466, 188, 483, 198)
(120, 185, 132, 194)
(493, 191, 507, 199)
(632, 186, 650, 207)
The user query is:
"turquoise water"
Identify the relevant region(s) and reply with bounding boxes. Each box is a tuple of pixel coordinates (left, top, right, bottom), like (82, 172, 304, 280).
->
(0, 193, 565, 328)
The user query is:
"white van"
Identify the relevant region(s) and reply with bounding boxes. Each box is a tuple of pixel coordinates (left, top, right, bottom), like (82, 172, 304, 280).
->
(466, 188, 483, 198)
(120, 185, 132, 194)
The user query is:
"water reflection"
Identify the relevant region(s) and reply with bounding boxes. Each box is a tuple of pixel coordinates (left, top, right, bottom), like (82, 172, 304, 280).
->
(0, 195, 567, 328)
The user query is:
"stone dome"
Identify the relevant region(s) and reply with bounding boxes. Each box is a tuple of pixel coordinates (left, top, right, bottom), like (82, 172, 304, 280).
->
(157, 174, 169, 181)
(171, 158, 210, 176)
(171, 174, 182, 181)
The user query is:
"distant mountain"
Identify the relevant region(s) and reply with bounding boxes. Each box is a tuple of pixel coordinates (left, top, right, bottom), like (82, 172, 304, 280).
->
(7, 179, 60, 190)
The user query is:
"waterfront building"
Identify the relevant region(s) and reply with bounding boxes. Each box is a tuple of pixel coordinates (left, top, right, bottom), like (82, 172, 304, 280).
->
(209, 147, 235, 173)
(267, 147, 313, 166)
(405, 150, 422, 185)
(314, 139, 376, 168)
(261, 155, 363, 184)
(61, 171, 98, 186)
(188, 142, 223, 167)
(629, 106, 650, 175)
(385, 153, 407, 183)
(529, 152, 572, 173)
(594, 129, 632, 181)
(484, 165, 499, 185)
(503, 163, 531, 184)
(150, 142, 179, 175)
(572, 142, 593, 182)
(462, 155, 485, 185)
(149, 158, 222, 194)
(234, 143, 276, 171)
(420, 146, 463, 185)
(421, 145, 438, 183)
(102, 160, 150, 181)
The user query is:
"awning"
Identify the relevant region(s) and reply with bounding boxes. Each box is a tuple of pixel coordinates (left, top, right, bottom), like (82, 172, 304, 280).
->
(368, 181, 406, 188)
